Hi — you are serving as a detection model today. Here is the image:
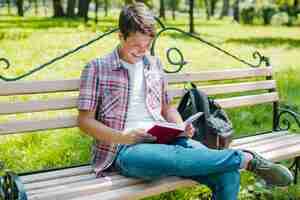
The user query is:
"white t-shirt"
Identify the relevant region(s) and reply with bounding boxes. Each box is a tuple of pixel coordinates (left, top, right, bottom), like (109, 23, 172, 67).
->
(120, 59, 156, 131)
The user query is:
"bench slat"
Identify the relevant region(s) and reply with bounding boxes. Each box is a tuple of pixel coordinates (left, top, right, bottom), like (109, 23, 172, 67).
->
(216, 92, 279, 108)
(0, 97, 77, 114)
(0, 91, 278, 116)
(263, 141, 300, 162)
(21, 166, 93, 184)
(0, 116, 77, 135)
(168, 80, 276, 98)
(0, 68, 273, 96)
(68, 176, 197, 200)
(239, 134, 300, 155)
(167, 68, 273, 84)
(29, 176, 143, 200)
(0, 79, 79, 96)
(27, 173, 123, 195)
(231, 131, 288, 147)
(235, 134, 296, 149)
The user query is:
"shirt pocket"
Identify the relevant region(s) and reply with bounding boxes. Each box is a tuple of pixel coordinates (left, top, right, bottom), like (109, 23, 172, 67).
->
(100, 87, 122, 117)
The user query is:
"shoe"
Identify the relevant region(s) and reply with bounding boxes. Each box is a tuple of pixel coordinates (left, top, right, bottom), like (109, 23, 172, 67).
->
(243, 150, 294, 187)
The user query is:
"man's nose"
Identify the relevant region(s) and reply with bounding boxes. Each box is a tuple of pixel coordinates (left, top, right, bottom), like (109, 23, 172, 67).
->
(138, 46, 147, 54)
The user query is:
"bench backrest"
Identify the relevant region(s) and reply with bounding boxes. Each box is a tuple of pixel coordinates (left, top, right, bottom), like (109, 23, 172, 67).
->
(0, 67, 278, 136)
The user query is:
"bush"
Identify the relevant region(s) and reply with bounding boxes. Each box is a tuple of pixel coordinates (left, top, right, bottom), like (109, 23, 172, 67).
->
(260, 3, 278, 25)
(271, 12, 289, 26)
(240, 0, 256, 24)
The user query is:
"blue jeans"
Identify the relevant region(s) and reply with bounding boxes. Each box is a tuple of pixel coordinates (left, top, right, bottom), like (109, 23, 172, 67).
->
(115, 137, 245, 200)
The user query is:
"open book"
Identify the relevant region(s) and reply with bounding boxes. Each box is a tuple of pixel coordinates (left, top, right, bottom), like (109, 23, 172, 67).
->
(147, 112, 203, 144)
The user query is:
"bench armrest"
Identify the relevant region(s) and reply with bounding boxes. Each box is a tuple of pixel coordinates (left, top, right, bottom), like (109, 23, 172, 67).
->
(276, 105, 300, 131)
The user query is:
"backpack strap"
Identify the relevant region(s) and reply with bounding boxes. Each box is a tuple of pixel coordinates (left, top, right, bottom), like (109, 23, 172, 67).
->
(189, 83, 210, 119)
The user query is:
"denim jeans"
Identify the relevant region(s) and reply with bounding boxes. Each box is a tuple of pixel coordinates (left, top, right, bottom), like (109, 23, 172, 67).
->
(115, 137, 245, 200)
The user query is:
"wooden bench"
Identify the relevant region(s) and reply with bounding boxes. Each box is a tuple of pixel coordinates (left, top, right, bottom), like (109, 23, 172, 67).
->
(1, 66, 300, 200)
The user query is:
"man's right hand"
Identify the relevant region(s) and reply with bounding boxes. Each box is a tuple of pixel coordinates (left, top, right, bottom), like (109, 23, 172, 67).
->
(120, 128, 157, 144)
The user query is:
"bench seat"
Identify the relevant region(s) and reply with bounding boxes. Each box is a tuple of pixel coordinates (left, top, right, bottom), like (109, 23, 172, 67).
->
(25, 130, 300, 200)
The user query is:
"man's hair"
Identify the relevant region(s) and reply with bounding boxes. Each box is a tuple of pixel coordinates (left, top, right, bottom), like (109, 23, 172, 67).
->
(119, 2, 156, 40)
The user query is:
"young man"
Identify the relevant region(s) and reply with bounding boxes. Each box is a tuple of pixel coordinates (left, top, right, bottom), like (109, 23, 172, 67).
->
(78, 3, 293, 200)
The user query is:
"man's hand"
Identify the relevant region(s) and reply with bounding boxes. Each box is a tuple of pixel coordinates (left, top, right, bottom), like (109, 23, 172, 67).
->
(120, 128, 157, 144)
(184, 124, 195, 138)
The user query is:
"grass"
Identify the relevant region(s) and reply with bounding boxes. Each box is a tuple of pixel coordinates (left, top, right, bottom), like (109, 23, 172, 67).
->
(0, 13, 300, 199)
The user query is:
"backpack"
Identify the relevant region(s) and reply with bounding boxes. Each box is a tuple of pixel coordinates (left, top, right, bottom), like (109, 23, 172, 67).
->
(177, 83, 233, 149)
(0, 171, 28, 200)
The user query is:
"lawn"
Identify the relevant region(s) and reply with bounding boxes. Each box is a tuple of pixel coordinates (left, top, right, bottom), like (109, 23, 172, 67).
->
(0, 14, 300, 199)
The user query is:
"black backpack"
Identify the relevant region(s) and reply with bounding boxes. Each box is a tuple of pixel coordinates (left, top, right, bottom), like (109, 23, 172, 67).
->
(177, 83, 233, 149)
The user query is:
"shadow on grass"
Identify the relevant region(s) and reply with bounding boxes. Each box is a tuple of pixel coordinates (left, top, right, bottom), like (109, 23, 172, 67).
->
(226, 37, 300, 48)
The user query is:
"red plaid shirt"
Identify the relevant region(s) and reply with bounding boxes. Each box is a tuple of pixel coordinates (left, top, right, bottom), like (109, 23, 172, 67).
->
(78, 48, 170, 176)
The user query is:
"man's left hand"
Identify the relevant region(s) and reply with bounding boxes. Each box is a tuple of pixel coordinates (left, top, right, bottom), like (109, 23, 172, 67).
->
(184, 124, 195, 138)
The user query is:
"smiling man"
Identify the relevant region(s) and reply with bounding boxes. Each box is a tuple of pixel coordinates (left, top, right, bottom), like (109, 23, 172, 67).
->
(78, 3, 293, 200)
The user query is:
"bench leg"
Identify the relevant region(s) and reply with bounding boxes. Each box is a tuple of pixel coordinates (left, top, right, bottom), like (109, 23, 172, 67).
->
(289, 157, 300, 184)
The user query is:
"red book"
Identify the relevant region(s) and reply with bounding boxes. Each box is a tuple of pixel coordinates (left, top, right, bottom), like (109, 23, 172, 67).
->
(147, 122, 185, 144)
(147, 112, 203, 144)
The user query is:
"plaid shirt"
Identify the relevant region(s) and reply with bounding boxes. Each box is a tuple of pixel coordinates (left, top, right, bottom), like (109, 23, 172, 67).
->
(78, 48, 171, 177)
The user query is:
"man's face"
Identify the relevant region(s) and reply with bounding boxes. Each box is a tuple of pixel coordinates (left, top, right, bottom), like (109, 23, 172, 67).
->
(119, 32, 153, 64)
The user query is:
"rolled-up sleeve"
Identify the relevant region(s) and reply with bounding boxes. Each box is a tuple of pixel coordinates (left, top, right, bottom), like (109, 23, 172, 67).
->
(78, 62, 99, 111)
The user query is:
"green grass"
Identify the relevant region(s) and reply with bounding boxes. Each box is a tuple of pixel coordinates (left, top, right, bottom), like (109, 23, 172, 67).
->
(0, 14, 300, 199)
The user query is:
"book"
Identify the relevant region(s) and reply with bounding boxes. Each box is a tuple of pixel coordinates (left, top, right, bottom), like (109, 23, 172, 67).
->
(146, 112, 203, 144)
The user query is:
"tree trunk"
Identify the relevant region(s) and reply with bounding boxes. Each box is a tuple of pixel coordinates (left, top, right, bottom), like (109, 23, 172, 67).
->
(172, 7, 176, 20)
(6, 0, 11, 15)
(204, 0, 211, 20)
(189, 0, 195, 33)
(77, 0, 91, 22)
(210, 0, 218, 16)
(95, 0, 99, 23)
(220, 0, 230, 19)
(16, 0, 24, 16)
(53, 0, 65, 17)
(43, 0, 47, 16)
(294, 0, 299, 18)
(159, 0, 166, 19)
(34, 0, 38, 16)
(104, 0, 108, 17)
(233, 0, 240, 22)
(67, 0, 76, 17)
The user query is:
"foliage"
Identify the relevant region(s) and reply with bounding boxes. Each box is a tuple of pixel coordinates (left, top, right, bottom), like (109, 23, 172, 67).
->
(271, 12, 290, 25)
(240, 0, 256, 24)
(260, 2, 278, 25)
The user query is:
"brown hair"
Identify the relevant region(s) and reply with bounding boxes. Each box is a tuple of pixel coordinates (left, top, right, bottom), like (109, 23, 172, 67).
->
(119, 2, 156, 40)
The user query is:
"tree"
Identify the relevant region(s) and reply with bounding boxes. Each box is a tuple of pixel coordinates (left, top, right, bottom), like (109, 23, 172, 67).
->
(16, 0, 24, 16)
(210, 0, 219, 16)
(167, 0, 180, 20)
(233, 0, 240, 22)
(95, 0, 99, 23)
(53, 0, 65, 17)
(6, 0, 11, 15)
(34, 0, 38, 15)
(220, 0, 230, 19)
(189, 0, 195, 33)
(159, 0, 166, 19)
(104, 0, 109, 16)
(67, 0, 77, 17)
(204, 0, 210, 20)
(77, 0, 91, 22)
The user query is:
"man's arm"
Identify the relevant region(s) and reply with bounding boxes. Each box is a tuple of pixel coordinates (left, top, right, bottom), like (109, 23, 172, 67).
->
(78, 110, 124, 143)
(161, 104, 184, 124)
(78, 111, 156, 144)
